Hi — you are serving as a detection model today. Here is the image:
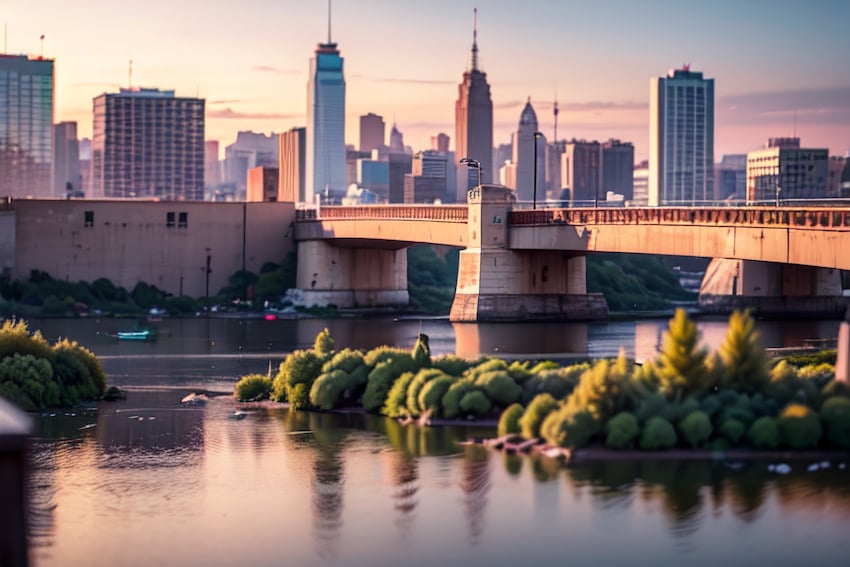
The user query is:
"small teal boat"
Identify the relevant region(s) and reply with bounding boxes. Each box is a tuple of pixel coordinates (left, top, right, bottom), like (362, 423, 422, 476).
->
(115, 328, 158, 341)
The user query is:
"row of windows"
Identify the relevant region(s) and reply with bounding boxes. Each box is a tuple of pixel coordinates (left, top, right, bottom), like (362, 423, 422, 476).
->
(83, 211, 189, 229)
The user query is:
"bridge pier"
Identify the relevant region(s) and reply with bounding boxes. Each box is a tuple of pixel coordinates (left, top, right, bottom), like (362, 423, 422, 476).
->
(699, 258, 849, 316)
(292, 240, 408, 309)
(449, 185, 608, 322)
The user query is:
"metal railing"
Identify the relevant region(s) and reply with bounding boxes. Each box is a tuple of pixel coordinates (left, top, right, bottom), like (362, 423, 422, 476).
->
(296, 205, 468, 222)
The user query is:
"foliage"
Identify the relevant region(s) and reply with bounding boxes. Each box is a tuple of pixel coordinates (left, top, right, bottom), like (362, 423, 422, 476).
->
(233, 374, 272, 402)
(653, 309, 708, 399)
(406, 245, 459, 313)
(382, 372, 416, 418)
(287, 382, 311, 411)
(441, 378, 478, 419)
(476, 370, 522, 407)
(639, 417, 677, 450)
(822, 379, 850, 400)
(309, 369, 349, 410)
(217, 270, 259, 302)
(322, 349, 365, 374)
(497, 403, 525, 437)
(0, 353, 58, 410)
(679, 410, 713, 448)
(465, 359, 509, 382)
(586, 253, 694, 311)
(411, 333, 432, 368)
(520, 364, 586, 405)
(0, 319, 52, 360)
(364, 346, 410, 369)
(748, 416, 780, 449)
(363, 355, 419, 413)
(820, 396, 850, 449)
(519, 393, 559, 439)
(605, 411, 640, 449)
(783, 350, 836, 368)
(777, 403, 822, 449)
(797, 363, 835, 390)
(458, 390, 492, 417)
(431, 354, 473, 377)
(418, 375, 455, 417)
(406, 368, 446, 416)
(51, 338, 106, 404)
(541, 407, 599, 449)
(271, 349, 323, 403)
(718, 418, 746, 445)
(718, 310, 769, 393)
(314, 328, 335, 358)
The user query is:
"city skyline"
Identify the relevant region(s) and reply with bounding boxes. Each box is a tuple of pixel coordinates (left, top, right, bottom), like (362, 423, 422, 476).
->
(3, 0, 849, 161)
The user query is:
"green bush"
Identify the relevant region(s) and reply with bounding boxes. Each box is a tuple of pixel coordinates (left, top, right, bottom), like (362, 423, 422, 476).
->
(679, 410, 712, 448)
(639, 417, 677, 450)
(0, 353, 57, 410)
(309, 370, 348, 410)
(718, 310, 769, 393)
(477, 370, 522, 407)
(659, 397, 701, 424)
(364, 346, 410, 369)
(519, 393, 559, 439)
(431, 354, 472, 377)
(322, 349, 365, 374)
(798, 363, 835, 390)
(605, 411, 640, 449)
(822, 379, 850, 400)
(363, 356, 418, 413)
(459, 390, 492, 417)
(784, 350, 836, 368)
(777, 403, 822, 449)
(521, 365, 586, 405)
(418, 375, 454, 417)
(441, 379, 478, 419)
(718, 418, 746, 445)
(406, 368, 446, 416)
(465, 359, 508, 382)
(507, 360, 533, 383)
(497, 403, 525, 436)
(313, 328, 335, 358)
(541, 407, 599, 448)
(287, 382, 311, 411)
(234, 374, 272, 402)
(0, 319, 52, 360)
(52, 338, 106, 396)
(653, 309, 708, 399)
(383, 372, 416, 418)
(411, 333, 431, 368)
(820, 396, 850, 449)
(271, 349, 323, 403)
(748, 416, 779, 449)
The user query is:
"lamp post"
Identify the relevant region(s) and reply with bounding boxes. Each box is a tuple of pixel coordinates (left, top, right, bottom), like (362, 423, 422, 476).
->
(459, 157, 482, 189)
(533, 131, 543, 209)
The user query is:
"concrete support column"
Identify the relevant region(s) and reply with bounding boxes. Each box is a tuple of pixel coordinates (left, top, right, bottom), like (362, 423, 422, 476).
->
(292, 240, 408, 308)
(837, 308, 850, 383)
(699, 258, 849, 316)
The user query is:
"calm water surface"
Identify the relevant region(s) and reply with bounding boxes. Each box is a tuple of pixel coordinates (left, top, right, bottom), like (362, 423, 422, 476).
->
(26, 316, 849, 566)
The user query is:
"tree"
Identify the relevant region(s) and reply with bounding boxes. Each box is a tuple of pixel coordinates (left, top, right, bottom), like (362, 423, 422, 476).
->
(777, 403, 822, 449)
(314, 328, 335, 358)
(605, 412, 640, 449)
(640, 417, 677, 450)
(679, 410, 713, 448)
(654, 309, 708, 399)
(718, 310, 769, 393)
(519, 393, 559, 439)
(748, 416, 779, 449)
(498, 403, 525, 437)
(234, 374, 272, 402)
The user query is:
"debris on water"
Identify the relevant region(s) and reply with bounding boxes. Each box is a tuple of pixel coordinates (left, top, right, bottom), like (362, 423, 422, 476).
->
(775, 464, 791, 475)
(79, 424, 96, 431)
(181, 393, 209, 406)
(807, 463, 820, 472)
(820, 461, 831, 469)
(229, 411, 247, 420)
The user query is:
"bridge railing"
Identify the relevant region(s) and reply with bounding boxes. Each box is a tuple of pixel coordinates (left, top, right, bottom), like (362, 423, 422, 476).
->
(508, 207, 850, 230)
(296, 205, 468, 222)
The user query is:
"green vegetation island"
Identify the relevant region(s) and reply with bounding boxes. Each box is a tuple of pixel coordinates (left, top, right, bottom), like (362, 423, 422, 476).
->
(235, 309, 850, 457)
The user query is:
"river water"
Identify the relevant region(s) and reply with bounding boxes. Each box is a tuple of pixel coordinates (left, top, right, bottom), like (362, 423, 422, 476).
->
(23, 316, 850, 566)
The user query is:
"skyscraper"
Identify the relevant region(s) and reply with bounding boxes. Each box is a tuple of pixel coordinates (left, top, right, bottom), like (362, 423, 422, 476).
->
(649, 66, 714, 206)
(455, 9, 493, 201)
(0, 54, 54, 198)
(92, 87, 204, 200)
(54, 121, 81, 197)
(511, 99, 545, 203)
(359, 113, 385, 153)
(279, 127, 306, 202)
(601, 139, 634, 201)
(306, 11, 347, 203)
(562, 140, 601, 204)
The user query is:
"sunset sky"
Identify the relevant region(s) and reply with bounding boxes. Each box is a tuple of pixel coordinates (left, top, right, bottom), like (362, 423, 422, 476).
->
(4, 0, 849, 161)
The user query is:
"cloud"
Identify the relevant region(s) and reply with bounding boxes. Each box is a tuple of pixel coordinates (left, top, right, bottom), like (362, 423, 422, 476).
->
(495, 99, 647, 112)
(350, 74, 454, 86)
(207, 107, 299, 120)
(208, 99, 244, 105)
(717, 86, 850, 126)
(251, 65, 302, 75)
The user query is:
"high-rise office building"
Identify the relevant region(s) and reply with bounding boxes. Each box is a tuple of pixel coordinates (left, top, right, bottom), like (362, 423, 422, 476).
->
(431, 133, 450, 153)
(54, 121, 81, 197)
(405, 150, 449, 203)
(746, 138, 828, 203)
(92, 87, 204, 200)
(359, 113, 385, 153)
(510, 99, 545, 203)
(563, 140, 601, 204)
(306, 16, 347, 203)
(0, 54, 54, 198)
(204, 140, 221, 191)
(601, 139, 634, 201)
(633, 160, 650, 206)
(455, 9, 493, 200)
(714, 154, 746, 201)
(223, 131, 278, 199)
(649, 66, 714, 205)
(279, 127, 306, 202)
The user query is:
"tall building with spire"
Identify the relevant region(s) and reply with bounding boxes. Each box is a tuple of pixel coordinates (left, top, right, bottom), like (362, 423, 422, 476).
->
(511, 98, 545, 203)
(306, 5, 347, 203)
(454, 8, 493, 201)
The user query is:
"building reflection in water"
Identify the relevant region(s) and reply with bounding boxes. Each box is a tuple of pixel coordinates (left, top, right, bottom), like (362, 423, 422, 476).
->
(453, 322, 588, 359)
(458, 445, 491, 544)
(383, 451, 419, 537)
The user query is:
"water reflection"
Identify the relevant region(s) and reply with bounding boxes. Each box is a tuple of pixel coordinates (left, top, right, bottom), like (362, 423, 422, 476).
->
(458, 445, 491, 544)
(453, 322, 588, 359)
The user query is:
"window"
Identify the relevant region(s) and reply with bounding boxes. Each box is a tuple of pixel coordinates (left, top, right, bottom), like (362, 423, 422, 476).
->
(166, 211, 175, 228)
(178, 212, 188, 228)
(84, 211, 94, 228)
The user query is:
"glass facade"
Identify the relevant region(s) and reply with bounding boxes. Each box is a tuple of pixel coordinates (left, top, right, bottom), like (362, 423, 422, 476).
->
(306, 43, 347, 203)
(92, 88, 204, 200)
(0, 55, 54, 198)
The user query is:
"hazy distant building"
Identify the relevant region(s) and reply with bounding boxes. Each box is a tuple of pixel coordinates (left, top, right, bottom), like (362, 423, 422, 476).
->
(746, 138, 828, 203)
(92, 87, 204, 200)
(359, 113, 385, 153)
(388, 153, 412, 203)
(649, 66, 714, 205)
(510, 99, 545, 203)
(357, 159, 390, 201)
(246, 166, 279, 202)
(546, 140, 566, 197)
(432, 133, 450, 153)
(389, 124, 406, 153)
(54, 121, 81, 197)
(633, 160, 649, 205)
(841, 155, 850, 198)
(563, 140, 601, 204)
(455, 9, 493, 199)
(223, 131, 278, 199)
(279, 127, 306, 202)
(79, 138, 92, 197)
(826, 156, 846, 198)
(204, 140, 220, 190)
(715, 154, 746, 201)
(601, 139, 634, 201)
(306, 24, 347, 202)
(0, 54, 54, 198)
(404, 150, 448, 203)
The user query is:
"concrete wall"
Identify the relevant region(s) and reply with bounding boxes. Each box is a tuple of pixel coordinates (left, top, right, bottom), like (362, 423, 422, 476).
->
(11, 199, 294, 298)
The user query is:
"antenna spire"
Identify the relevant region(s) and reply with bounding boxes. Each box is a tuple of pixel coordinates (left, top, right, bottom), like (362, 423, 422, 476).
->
(553, 90, 559, 142)
(328, 0, 332, 44)
(128, 59, 133, 89)
(471, 8, 479, 71)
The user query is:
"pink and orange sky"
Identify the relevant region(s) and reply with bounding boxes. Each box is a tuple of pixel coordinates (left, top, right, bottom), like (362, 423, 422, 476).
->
(4, 0, 849, 161)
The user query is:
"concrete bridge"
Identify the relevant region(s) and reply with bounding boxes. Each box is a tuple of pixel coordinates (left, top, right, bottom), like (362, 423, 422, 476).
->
(294, 185, 850, 321)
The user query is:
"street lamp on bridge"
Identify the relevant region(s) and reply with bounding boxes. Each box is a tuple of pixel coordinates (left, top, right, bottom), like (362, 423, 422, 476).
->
(533, 131, 543, 210)
(459, 157, 482, 190)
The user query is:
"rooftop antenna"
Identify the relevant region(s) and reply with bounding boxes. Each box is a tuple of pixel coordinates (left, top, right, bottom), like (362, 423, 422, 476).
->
(553, 89, 559, 142)
(39, 34, 44, 58)
(471, 8, 479, 71)
(4, 23, 7, 54)
(328, 0, 332, 44)
(793, 109, 797, 138)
